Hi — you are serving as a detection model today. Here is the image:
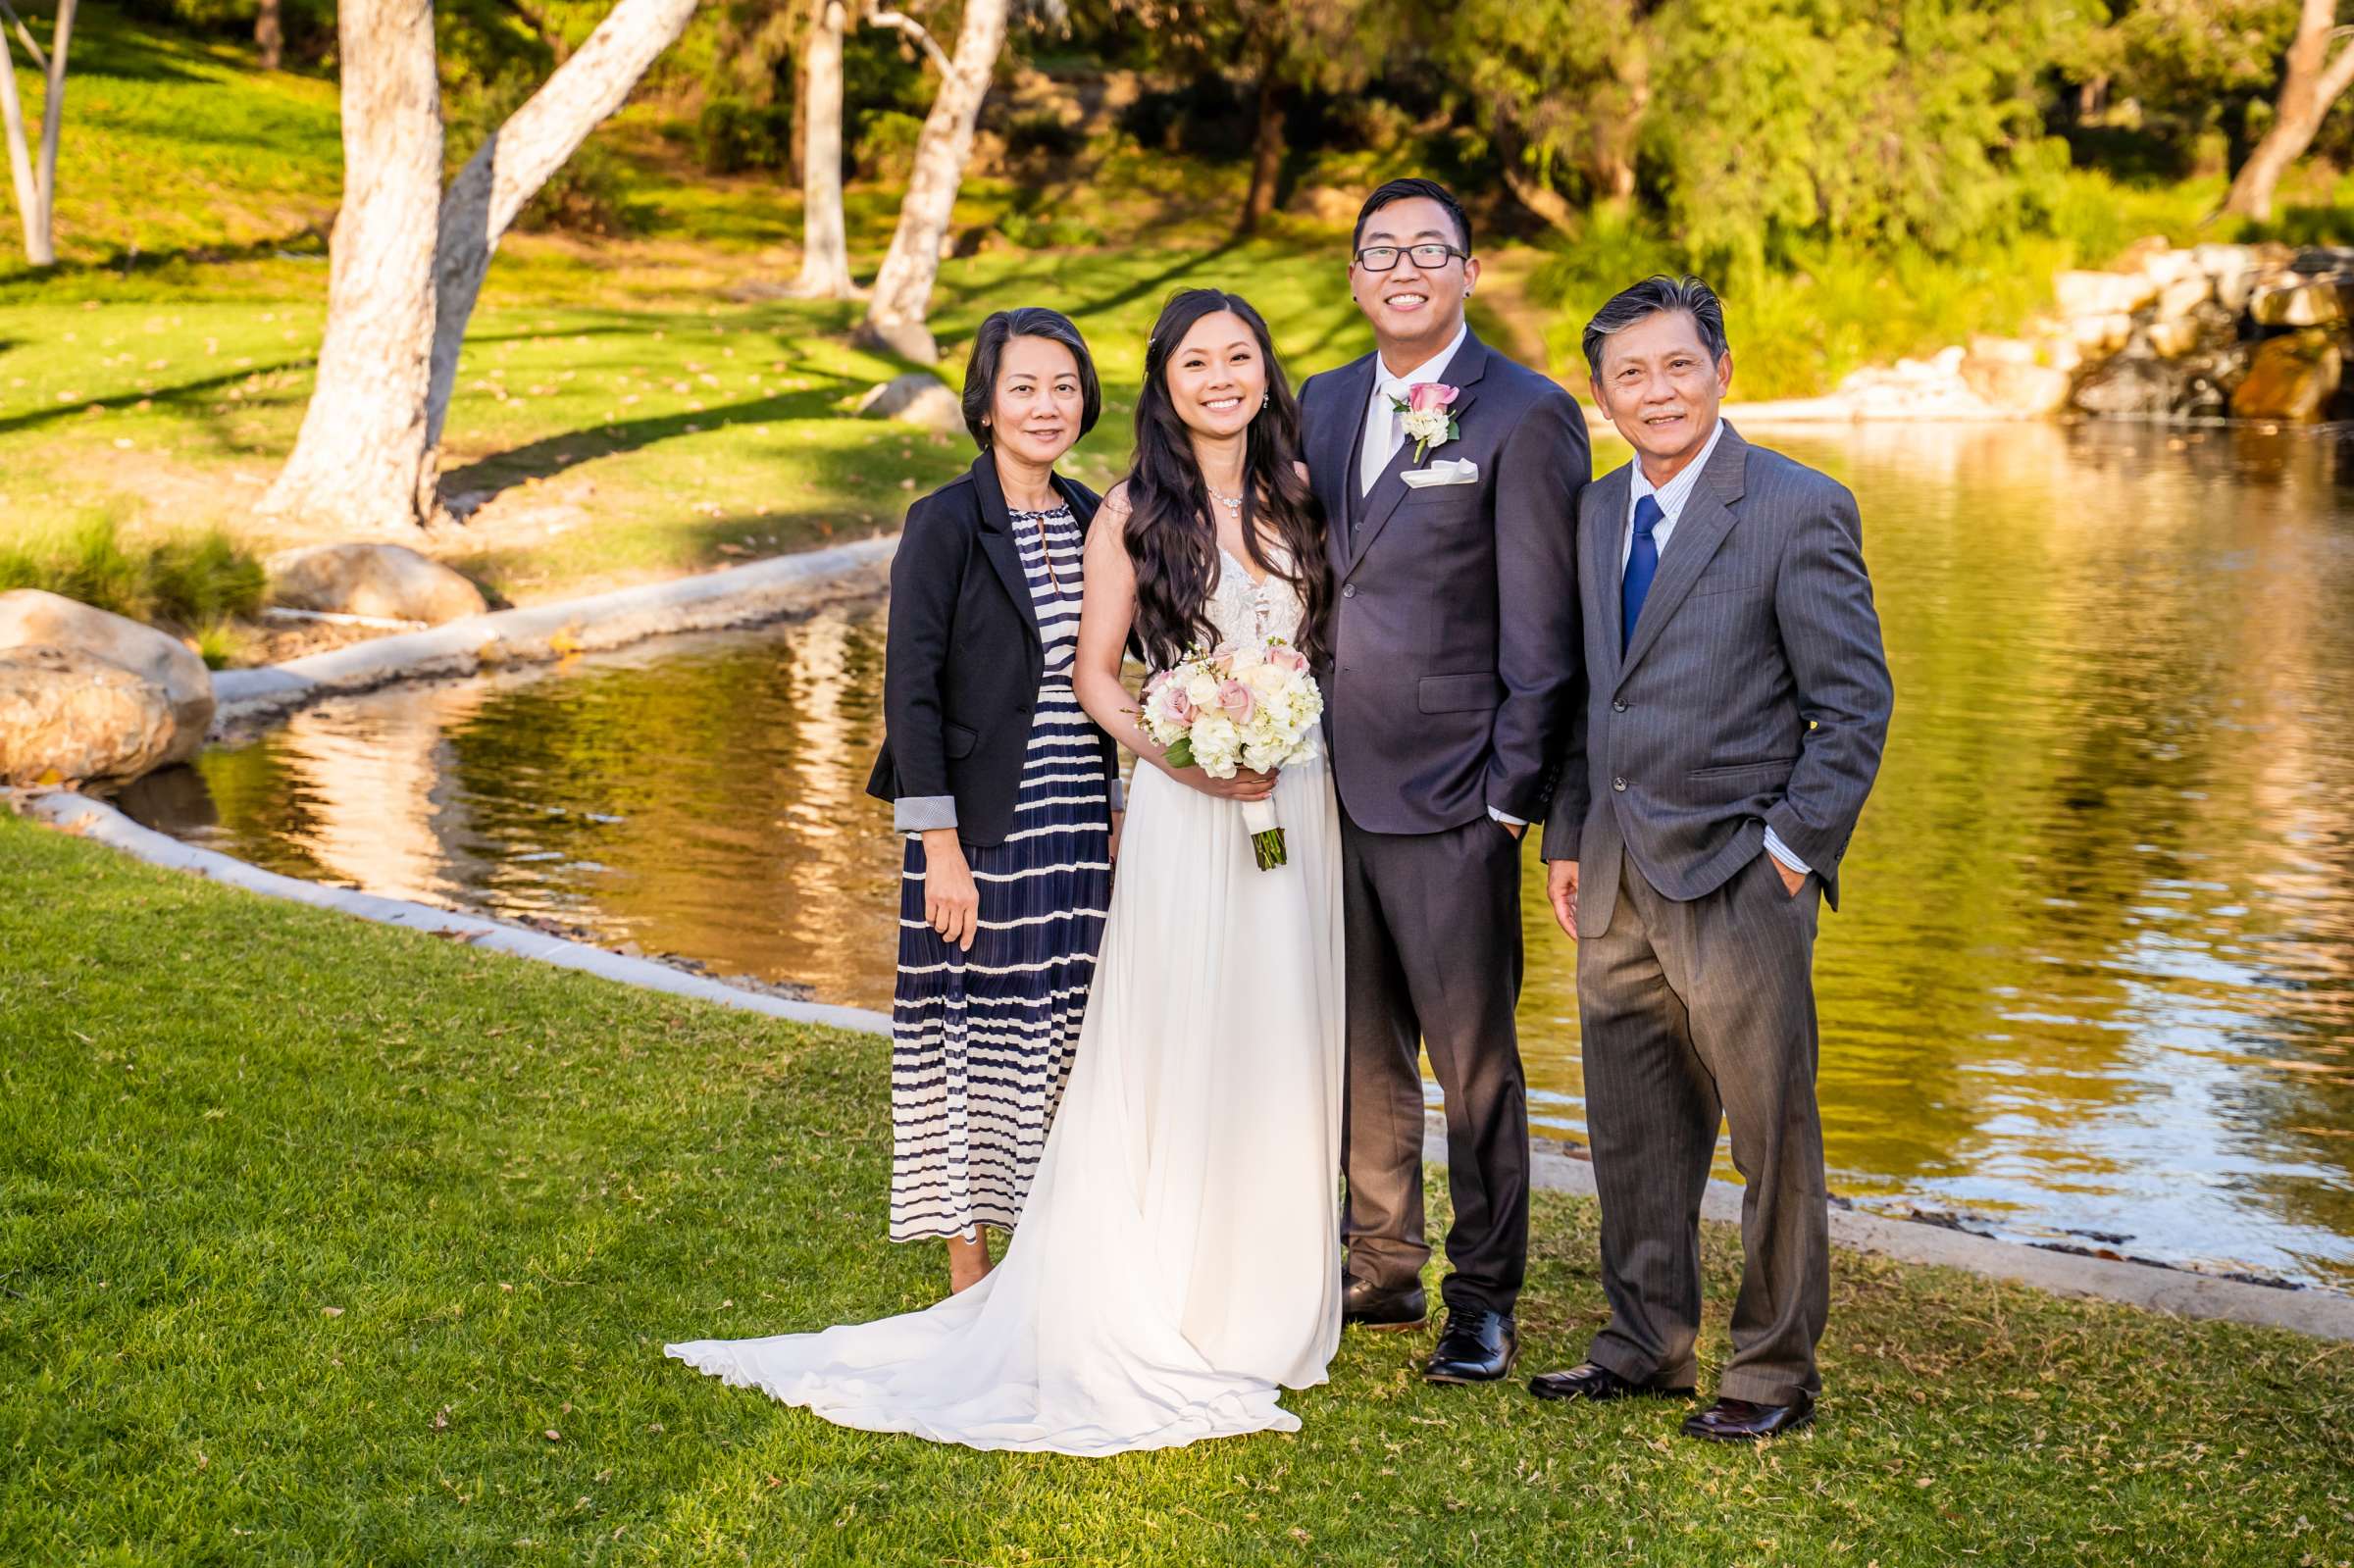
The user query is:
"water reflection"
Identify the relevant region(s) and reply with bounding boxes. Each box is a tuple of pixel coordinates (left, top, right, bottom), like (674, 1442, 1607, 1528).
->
(132, 423, 2354, 1290)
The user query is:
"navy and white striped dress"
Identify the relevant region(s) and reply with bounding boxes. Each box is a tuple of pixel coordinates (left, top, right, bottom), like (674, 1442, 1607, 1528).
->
(890, 505, 1114, 1241)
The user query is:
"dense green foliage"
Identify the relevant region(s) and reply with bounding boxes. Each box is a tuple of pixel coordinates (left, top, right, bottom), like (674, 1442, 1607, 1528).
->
(3, 812, 2350, 1564)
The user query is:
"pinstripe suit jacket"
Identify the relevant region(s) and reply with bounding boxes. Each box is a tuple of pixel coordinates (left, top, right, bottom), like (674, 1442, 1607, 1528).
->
(1539, 423, 1892, 937)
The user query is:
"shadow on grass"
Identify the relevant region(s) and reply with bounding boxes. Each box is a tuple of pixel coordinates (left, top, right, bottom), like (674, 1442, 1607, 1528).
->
(0, 229, 330, 297)
(442, 502, 905, 595)
(436, 381, 876, 504)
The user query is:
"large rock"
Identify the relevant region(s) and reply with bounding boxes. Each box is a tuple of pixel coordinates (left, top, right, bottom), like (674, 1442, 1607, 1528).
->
(2143, 317, 2202, 358)
(2248, 278, 2353, 329)
(0, 588, 212, 764)
(267, 543, 488, 626)
(2230, 331, 2343, 423)
(2069, 312, 2134, 354)
(0, 645, 179, 789)
(2071, 355, 2186, 418)
(2054, 269, 2161, 318)
(1960, 341, 2073, 416)
(855, 372, 966, 437)
(2154, 274, 2213, 321)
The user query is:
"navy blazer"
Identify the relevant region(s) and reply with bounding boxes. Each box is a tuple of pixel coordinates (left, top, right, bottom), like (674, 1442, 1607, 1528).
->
(866, 452, 1117, 847)
(1302, 329, 1588, 834)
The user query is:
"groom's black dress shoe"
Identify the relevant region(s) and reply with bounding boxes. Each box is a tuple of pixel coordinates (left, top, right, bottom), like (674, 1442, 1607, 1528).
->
(1341, 1277, 1428, 1331)
(1527, 1363, 1695, 1402)
(1423, 1308, 1517, 1384)
(1680, 1392, 1817, 1442)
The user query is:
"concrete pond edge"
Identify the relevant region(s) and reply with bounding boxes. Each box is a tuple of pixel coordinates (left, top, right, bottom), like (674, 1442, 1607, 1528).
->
(209, 534, 898, 731)
(26, 790, 894, 1038)
(24, 791, 2354, 1345)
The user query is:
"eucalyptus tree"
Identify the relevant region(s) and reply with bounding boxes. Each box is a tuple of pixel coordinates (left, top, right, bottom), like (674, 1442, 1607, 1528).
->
(856, 0, 1016, 362)
(1436, 0, 1659, 232)
(0, 0, 75, 267)
(267, 0, 702, 534)
(2223, 0, 2354, 219)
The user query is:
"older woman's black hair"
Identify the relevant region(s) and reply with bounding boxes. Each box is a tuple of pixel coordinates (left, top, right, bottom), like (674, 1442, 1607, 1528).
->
(960, 307, 1102, 450)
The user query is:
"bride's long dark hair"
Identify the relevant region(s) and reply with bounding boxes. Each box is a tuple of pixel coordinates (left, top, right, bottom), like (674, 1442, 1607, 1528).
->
(1123, 288, 1332, 670)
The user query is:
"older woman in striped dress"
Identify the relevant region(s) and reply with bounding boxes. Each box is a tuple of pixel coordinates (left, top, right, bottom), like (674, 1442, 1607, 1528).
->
(864, 308, 1121, 1296)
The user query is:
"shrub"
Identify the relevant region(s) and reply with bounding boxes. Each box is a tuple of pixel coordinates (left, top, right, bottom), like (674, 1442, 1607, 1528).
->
(0, 518, 267, 631)
(1003, 110, 1085, 163)
(697, 99, 796, 176)
(855, 111, 928, 181)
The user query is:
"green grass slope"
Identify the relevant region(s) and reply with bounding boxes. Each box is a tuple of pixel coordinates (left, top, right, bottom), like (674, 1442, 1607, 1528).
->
(2, 811, 2349, 1565)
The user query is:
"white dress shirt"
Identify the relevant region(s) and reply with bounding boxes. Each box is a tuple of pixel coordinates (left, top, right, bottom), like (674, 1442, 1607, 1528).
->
(1618, 418, 1810, 879)
(1357, 324, 1523, 829)
(1359, 322, 1468, 496)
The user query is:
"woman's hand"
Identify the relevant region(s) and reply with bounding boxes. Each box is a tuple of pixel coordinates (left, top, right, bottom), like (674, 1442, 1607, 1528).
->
(921, 829, 980, 951)
(1170, 763, 1278, 801)
(1108, 808, 1125, 860)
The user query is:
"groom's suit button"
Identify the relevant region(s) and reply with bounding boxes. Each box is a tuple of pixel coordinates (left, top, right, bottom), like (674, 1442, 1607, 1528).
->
(1342, 584, 1357, 598)
(1612, 699, 1628, 713)
(1612, 778, 1627, 791)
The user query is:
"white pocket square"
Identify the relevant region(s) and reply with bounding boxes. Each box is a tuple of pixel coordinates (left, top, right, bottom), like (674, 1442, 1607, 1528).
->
(1401, 457, 1479, 488)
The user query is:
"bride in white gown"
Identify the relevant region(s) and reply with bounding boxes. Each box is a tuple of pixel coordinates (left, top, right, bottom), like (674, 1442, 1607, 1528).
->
(666, 289, 1347, 1455)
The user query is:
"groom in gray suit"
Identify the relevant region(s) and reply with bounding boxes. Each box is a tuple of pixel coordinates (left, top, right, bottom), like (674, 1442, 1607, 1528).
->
(1301, 178, 1587, 1385)
(1531, 277, 1891, 1441)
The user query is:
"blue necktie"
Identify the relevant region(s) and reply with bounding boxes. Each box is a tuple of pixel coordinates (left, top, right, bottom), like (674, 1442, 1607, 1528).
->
(1621, 494, 1663, 653)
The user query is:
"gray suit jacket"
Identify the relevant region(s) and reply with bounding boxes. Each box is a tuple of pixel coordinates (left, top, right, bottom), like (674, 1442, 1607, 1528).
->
(1303, 329, 1587, 835)
(1540, 423, 1892, 936)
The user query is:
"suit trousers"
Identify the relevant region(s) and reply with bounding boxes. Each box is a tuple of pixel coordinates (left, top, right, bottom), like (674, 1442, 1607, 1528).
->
(1579, 849, 1828, 1403)
(1339, 805, 1530, 1314)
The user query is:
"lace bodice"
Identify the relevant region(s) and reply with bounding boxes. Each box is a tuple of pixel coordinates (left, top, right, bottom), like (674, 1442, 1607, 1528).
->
(1205, 545, 1305, 653)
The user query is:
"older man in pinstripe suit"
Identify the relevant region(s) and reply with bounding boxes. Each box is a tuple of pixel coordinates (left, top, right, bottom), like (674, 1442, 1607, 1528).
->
(1530, 277, 1892, 1442)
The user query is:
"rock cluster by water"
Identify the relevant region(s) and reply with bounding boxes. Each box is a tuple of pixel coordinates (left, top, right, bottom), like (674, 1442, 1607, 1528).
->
(0, 589, 216, 790)
(1832, 238, 2354, 424)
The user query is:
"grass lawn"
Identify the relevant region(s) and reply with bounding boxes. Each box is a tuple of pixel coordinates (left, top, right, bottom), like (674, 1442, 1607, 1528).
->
(4, 809, 2351, 1565)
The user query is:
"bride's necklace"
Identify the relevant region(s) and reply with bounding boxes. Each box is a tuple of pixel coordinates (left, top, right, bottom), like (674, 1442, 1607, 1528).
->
(1203, 476, 1247, 514)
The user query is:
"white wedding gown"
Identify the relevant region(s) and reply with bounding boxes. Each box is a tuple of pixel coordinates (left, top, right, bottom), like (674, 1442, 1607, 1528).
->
(667, 548, 1346, 1454)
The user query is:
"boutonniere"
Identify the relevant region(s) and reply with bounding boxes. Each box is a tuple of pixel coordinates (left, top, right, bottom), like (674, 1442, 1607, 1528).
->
(1392, 381, 1460, 463)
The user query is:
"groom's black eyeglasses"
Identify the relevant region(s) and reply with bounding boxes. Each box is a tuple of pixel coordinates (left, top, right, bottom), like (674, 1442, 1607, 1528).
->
(1354, 243, 1469, 272)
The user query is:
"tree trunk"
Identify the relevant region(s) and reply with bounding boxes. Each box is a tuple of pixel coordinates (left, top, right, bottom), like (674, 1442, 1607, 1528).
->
(858, 0, 1008, 364)
(1588, 27, 1649, 218)
(0, 0, 75, 267)
(2222, 0, 2354, 221)
(261, 0, 443, 533)
(788, 0, 856, 298)
(256, 0, 282, 70)
(1501, 165, 1577, 235)
(1237, 66, 1283, 236)
(425, 0, 700, 452)
(269, 0, 696, 531)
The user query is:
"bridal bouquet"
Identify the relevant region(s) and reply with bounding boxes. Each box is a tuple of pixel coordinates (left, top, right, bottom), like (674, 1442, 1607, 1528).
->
(1139, 639, 1324, 870)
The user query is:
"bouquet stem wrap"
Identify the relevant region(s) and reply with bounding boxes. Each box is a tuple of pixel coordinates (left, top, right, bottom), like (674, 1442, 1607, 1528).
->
(1241, 796, 1286, 871)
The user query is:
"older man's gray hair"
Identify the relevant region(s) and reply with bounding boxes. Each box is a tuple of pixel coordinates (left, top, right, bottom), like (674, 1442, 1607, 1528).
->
(1581, 276, 1730, 379)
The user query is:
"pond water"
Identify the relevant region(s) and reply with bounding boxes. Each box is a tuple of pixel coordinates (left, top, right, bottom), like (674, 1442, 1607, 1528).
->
(127, 422, 2354, 1292)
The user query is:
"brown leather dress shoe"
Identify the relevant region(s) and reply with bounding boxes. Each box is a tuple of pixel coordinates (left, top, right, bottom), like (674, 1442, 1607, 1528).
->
(1423, 1308, 1516, 1384)
(1680, 1391, 1817, 1442)
(1528, 1363, 1696, 1402)
(1342, 1277, 1428, 1331)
